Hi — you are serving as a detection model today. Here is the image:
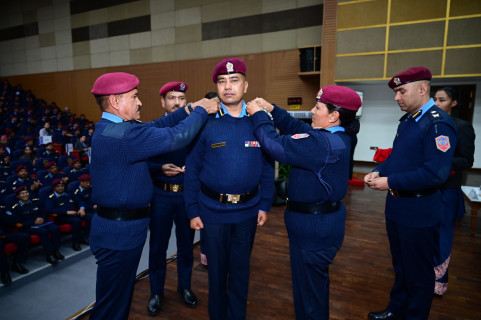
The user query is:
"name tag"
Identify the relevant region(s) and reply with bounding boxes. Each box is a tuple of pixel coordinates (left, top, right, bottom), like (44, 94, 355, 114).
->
(211, 142, 226, 148)
(245, 141, 261, 147)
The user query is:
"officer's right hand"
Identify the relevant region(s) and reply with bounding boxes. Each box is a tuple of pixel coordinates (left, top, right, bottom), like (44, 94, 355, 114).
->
(192, 98, 219, 115)
(364, 171, 380, 184)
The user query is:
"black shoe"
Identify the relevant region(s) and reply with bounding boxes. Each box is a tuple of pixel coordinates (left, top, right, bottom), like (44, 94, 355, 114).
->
(80, 236, 90, 245)
(53, 250, 65, 261)
(72, 242, 82, 251)
(368, 309, 399, 320)
(177, 288, 198, 308)
(46, 254, 59, 265)
(1, 271, 12, 286)
(11, 263, 29, 274)
(147, 294, 163, 316)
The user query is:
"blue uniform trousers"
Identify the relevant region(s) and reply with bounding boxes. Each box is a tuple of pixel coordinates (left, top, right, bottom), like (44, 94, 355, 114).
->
(203, 216, 258, 320)
(386, 217, 438, 320)
(148, 189, 194, 294)
(56, 215, 83, 242)
(29, 224, 61, 254)
(89, 242, 145, 320)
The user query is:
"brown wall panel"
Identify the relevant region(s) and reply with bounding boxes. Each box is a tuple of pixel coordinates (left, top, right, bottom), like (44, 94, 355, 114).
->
(335, 54, 385, 80)
(389, 21, 445, 50)
(337, 27, 386, 54)
(390, 0, 447, 23)
(386, 50, 443, 76)
(338, 0, 388, 29)
(450, 0, 481, 17)
(3, 50, 319, 125)
(447, 17, 481, 46)
(445, 47, 481, 75)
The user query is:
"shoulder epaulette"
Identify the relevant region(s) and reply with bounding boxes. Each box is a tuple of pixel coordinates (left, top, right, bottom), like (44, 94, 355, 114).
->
(12, 203, 18, 209)
(74, 189, 79, 194)
(49, 193, 55, 198)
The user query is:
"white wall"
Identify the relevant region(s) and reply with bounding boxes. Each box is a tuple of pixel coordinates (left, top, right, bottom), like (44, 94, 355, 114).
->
(343, 79, 481, 169)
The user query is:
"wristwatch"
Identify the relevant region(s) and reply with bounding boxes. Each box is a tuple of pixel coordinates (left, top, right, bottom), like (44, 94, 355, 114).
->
(187, 103, 194, 113)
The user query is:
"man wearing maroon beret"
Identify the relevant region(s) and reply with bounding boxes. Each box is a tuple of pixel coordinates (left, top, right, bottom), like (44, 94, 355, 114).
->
(9, 164, 41, 196)
(365, 67, 457, 320)
(147, 80, 198, 315)
(184, 58, 274, 320)
(88, 72, 219, 320)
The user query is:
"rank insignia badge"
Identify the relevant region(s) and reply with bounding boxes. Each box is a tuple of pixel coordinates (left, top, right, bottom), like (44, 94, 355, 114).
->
(245, 141, 261, 147)
(435, 135, 450, 152)
(226, 62, 234, 73)
(180, 82, 186, 91)
(291, 133, 310, 139)
(393, 77, 401, 85)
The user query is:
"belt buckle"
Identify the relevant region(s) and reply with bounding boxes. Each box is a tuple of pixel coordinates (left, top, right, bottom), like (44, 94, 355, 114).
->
(227, 194, 240, 204)
(171, 184, 180, 192)
(389, 189, 400, 197)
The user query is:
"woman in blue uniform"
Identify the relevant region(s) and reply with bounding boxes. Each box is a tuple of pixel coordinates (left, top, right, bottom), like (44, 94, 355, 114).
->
(246, 85, 362, 320)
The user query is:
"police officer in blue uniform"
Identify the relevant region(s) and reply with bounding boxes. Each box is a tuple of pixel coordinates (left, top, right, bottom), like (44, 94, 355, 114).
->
(88, 72, 219, 320)
(364, 67, 457, 320)
(45, 178, 85, 251)
(184, 58, 275, 320)
(72, 174, 95, 243)
(147, 81, 198, 316)
(7, 185, 64, 264)
(246, 85, 362, 320)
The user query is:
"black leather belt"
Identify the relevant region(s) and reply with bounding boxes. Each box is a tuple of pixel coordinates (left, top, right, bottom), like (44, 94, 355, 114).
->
(153, 180, 183, 192)
(287, 200, 340, 214)
(97, 206, 150, 221)
(201, 183, 258, 204)
(388, 187, 437, 198)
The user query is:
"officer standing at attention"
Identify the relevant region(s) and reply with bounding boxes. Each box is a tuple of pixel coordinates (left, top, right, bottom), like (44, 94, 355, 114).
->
(246, 86, 362, 320)
(147, 81, 198, 316)
(184, 58, 275, 320)
(88, 72, 219, 320)
(364, 67, 457, 320)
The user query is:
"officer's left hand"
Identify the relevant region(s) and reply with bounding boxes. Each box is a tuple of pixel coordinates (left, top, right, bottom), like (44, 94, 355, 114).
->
(190, 217, 204, 230)
(162, 163, 184, 176)
(257, 211, 268, 226)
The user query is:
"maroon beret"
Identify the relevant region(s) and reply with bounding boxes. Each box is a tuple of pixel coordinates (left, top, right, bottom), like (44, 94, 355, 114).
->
(90, 72, 140, 95)
(78, 174, 91, 181)
(44, 161, 57, 169)
(388, 67, 432, 89)
(51, 178, 63, 188)
(15, 185, 28, 194)
(15, 165, 27, 173)
(212, 58, 246, 83)
(315, 85, 362, 111)
(159, 81, 188, 96)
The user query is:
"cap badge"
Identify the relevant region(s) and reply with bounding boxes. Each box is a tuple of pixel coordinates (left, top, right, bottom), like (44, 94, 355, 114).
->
(316, 89, 323, 100)
(226, 62, 234, 73)
(393, 78, 401, 85)
(180, 83, 186, 91)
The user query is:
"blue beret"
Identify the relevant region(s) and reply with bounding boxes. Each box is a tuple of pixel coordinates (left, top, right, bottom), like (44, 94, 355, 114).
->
(90, 72, 140, 95)
(316, 85, 362, 111)
(159, 81, 188, 96)
(388, 67, 432, 89)
(212, 58, 246, 83)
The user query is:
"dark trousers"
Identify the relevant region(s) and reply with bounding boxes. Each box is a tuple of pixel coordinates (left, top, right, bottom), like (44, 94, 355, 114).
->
(148, 193, 194, 295)
(29, 224, 61, 254)
(56, 215, 82, 242)
(386, 217, 438, 320)
(289, 242, 340, 320)
(90, 242, 144, 320)
(203, 216, 258, 320)
(0, 232, 30, 271)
